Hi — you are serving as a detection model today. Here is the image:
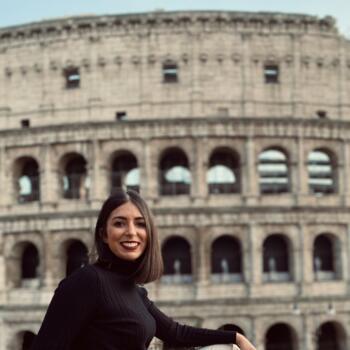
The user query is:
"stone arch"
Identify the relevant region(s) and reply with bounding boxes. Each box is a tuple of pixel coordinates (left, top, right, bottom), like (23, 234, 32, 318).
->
(265, 323, 298, 350)
(59, 152, 88, 199)
(161, 235, 192, 284)
(211, 235, 243, 283)
(7, 241, 40, 288)
(13, 156, 40, 203)
(63, 239, 89, 277)
(207, 147, 241, 194)
(263, 234, 292, 282)
(316, 321, 347, 350)
(110, 150, 140, 193)
(308, 148, 337, 195)
(159, 147, 191, 196)
(218, 323, 245, 335)
(313, 233, 341, 281)
(258, 147, 290, 194)
(12, 330, 37, 350)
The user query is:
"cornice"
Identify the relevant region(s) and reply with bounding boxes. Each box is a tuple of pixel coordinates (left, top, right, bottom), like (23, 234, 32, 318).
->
(0, 11, 338, 47)
(0, 206, 349, 233)
(1, 117, 350, 147)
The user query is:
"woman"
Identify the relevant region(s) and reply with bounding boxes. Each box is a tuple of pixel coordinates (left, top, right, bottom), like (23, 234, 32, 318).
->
(31, 189, 255, 350)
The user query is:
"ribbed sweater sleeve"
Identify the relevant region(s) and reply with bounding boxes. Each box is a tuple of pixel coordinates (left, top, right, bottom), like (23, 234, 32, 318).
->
(31, 266, 99, 350)
(138, 287, 236, 348)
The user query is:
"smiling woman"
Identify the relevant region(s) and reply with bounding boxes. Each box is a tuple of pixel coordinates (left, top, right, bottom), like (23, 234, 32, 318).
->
(31, 189, 255, 350)
(102, 202, 148, 262)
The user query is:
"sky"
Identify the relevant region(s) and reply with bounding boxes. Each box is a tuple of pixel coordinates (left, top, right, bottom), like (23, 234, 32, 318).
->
(1, 0, 350, 37)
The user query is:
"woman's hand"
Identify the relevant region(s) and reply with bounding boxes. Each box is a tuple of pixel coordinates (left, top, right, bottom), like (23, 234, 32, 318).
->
(235, 333, 256, 350)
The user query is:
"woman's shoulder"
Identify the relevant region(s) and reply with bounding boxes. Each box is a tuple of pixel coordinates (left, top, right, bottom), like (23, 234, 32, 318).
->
(56, 264, 100, 293)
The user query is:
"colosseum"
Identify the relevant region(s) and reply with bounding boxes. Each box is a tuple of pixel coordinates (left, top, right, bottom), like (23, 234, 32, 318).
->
(0, 9, 349, 350)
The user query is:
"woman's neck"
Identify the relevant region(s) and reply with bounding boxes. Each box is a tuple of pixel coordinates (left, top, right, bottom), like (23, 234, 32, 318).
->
(97, 245, 141, 277)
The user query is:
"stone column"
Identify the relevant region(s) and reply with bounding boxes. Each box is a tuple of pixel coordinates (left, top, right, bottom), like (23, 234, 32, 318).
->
(300, 224, 313, 295)
(196, 227, 210, 297)
(0, 146, 7, 207)
(89, 139, 104, 206)
(241, 33, 253, 117)
(42, 230, 54, 289)
(296, 134, 307, 205)
(143, 140, 157, 201)
(346, 223, 350, 292)
(246, 222, 259, 296)
(193, 138, 208, 201)
(243, 136, 257, 205)
(40, 143, 56, 207)
(295, 223, 304, 296)
(291, 37, 303, 117)
(342, 140, 350, 206)
(302, 315, 315, 350)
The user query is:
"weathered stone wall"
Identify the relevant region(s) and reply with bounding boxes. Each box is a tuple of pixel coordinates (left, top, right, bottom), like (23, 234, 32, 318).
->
(1, 12, 349, 130)
(0, 10, 350, 350)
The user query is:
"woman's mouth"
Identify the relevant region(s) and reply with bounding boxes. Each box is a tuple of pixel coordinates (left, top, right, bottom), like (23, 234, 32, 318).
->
(120, 241, 140, 251)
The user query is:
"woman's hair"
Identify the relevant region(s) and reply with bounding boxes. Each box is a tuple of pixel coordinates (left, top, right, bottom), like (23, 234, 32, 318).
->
(94, 189, 163, 284)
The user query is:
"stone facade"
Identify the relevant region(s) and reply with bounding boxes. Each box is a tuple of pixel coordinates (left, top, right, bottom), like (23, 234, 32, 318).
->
(0, 10, 350, 350)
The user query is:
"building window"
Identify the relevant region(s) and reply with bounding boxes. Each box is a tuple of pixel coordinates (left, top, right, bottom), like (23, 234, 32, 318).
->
(308, 149, 336, 195)
(15, 157, 40, 203)
(19, 331, 35, 350)
(263, 234, 291, 282)
(316, 322, 345, 350)
(313, 234, 338, 281)
(64, 67, 80, 89)
(115, 111, 127, 121)
(264, 64, 279, 84)
(265, 323, 296, 350)
(21, 119, 30, 128)
(161, 236, 192, 284)
(207, 148, 241, 194)
(258, 149, 290, 194)
(65, 240, 89, 277)
(159, 147, 191, 196)
(163, 62, 178, 83)
(61, 153, 88, 199)
(111, 152, 140, 193)
(211, 235, 243, 283)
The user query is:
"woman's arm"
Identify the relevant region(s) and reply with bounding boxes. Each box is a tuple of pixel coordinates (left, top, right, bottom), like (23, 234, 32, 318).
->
(138, 287, 255, 350)
(31, 266, 99, 350)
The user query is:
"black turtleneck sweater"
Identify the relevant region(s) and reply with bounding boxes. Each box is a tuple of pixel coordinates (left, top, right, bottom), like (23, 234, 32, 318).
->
(31, 253, 236, 350)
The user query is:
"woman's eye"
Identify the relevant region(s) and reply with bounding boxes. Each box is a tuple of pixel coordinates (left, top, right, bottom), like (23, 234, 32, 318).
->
(136, 221, 146, 228)
(114, 221, 124, 227)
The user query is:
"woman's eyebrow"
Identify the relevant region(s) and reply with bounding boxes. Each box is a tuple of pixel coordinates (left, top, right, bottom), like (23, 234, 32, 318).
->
(111, 216, 145, 220)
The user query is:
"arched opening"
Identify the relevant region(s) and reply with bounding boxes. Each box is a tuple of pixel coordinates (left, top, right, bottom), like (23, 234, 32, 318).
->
(207, 148, 241, 194)
(265, 323, 296, 350)
(258, 148, 290, 194)
(61, 153, 88, 199)
(161, 236, 192, 284)
(159, 148, 191, 196)
(218, 324, 245, 335)
(65, 240, 89, 277)
(211, 235, 243, 283)
(308, 149, 336, 195)
(316, 322, 347, 350)
(22, 331, 36, 350)
(14, 157, 40, 203)
(263, 234, 291, 282)
(21, 243, 40, 288)
(313, 234, 339, 281)
(111, 151, 140, 193)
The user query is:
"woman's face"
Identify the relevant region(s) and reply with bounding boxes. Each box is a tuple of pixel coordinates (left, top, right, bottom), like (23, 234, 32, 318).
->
(103, 201, 148, 261)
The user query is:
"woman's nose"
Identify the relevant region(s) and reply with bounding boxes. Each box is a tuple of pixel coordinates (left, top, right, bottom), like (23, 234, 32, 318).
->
(126, 222, 137, 235)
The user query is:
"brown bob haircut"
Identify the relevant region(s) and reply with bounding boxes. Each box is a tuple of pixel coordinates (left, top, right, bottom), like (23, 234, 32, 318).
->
(94, 189, 163, 284)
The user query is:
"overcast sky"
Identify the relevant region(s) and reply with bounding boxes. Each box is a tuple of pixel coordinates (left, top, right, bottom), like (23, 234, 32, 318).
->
(2, 0, 350, 37)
